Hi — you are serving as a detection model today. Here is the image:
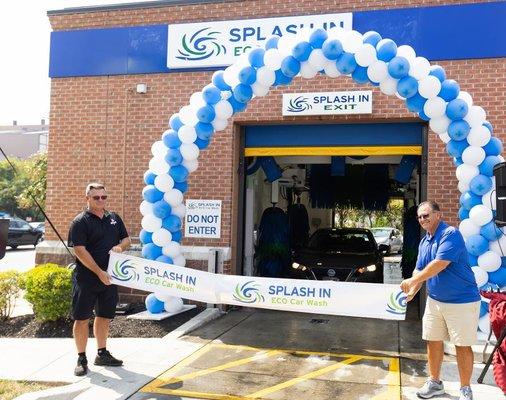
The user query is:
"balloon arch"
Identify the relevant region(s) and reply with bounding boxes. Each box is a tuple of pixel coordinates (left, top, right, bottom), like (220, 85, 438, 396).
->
(138, 26, 504, 330)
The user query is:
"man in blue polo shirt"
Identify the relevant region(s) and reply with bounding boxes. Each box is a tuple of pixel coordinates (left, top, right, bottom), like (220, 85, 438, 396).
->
(400, 201, 480, 400)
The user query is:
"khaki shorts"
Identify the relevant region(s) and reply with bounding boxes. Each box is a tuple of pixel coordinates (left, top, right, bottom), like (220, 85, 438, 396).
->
(422, 297, 480, 346)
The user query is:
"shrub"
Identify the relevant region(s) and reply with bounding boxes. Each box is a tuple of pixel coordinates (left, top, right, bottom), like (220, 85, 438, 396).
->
(23, 264, 73, 322)
(0, 271, 21, 319)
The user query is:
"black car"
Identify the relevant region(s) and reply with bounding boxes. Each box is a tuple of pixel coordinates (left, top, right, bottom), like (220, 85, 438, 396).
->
(291, 228, 388, 283)
(8, 218, 43, 249)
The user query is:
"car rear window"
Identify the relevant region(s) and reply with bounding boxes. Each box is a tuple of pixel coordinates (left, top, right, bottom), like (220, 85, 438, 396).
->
(308, 231, 375, 252)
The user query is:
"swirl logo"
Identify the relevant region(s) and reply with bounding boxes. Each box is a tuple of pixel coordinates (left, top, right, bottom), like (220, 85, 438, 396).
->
(233, 281, 265, 304)
(287, 96, 312, 113)
(112, 259, 139, 282)
(177, 27, 226, 61)
(386, 290, 407, 315)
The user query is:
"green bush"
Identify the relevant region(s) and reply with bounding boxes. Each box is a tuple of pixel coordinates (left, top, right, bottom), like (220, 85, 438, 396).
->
(23, 264, 72, 322)
(0, 271, 21, 319)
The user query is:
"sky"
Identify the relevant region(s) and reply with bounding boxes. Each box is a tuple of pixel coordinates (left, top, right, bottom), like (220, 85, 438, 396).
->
(0, 1, 153, 126)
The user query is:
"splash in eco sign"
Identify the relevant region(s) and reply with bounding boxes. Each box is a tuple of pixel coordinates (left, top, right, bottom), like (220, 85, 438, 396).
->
(283, 90, 372, 116)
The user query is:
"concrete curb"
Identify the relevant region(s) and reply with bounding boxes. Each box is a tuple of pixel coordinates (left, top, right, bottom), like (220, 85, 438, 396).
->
(14, 382, 90, 400)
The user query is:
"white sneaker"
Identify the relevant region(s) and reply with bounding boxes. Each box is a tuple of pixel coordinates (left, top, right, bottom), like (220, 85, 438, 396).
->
(459, 386, 473, 400)
(416, 379, 445, 399)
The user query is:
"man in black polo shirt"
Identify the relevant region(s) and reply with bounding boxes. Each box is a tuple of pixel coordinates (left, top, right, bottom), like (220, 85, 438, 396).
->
(69, 182, 131, 376)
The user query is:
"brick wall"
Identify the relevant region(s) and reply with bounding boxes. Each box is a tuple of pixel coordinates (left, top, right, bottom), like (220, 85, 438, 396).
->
(45, 0, 506, 272)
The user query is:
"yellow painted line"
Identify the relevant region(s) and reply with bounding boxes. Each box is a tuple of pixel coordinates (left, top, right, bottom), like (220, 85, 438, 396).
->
(244, 145, 422, 156)
(144, 386, 247, 400)
(246, 355, 363, 398)
(370, 357, 401, 400)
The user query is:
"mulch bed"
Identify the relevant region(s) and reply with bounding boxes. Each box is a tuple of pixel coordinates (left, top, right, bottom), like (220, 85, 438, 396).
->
(0, 303, 204, 338)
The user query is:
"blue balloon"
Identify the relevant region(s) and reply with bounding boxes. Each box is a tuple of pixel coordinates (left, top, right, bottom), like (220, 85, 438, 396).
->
(273, 69, 293, 86)
(248, 48, 265, 68)
(418, 109, 430, 121)
(480, 155, 502, 177)
(280, 56, 301, 77)
(448, 120, 470, 141)
(387, 56, 410, 79)
(212, 70, 231, 91)
(439, 79, 460, 102)
(429, 65, 446, 82)
(376, 39, 397, 62)
(202, 85, 221, 105)
(465, 234, 489, 256)
(406, 93, 426, 113)
(446, 139, 468, 158)
(162, 215, 182, 233)
(458, 206, 469, 220)
(469, 174, 492, 196)
(143, 185, 164, 203)
(480, 221, 502, 241)
(238, 66, 257, 85)
(351, 66, 369, 84)
(162, 130, 182, 149)
(145, 293, 164, 313)
(265, 36, 279, 50)
(483, 121, 493, 133)
(144, 170, 156, 185)
(309, 28, 328, 48)
(453, 157, 463, 167)
(169, 165, 189, 183)
(156, 255, 174, 264)
(228, 96, 247, 113)
(195, 122, 214, 140)
(397, 76, 418, 98)
(195, 137, 210, 150)
(468, 254, 478, 267)
(142, 243, 162, 260)
(171, 230, 183, 243)
(362, 31, 382, 47)
(174, 181, 188, 193)
(292, 41, 313, 62)
(322, 39, 343, 60)
(335, 52, 357, 74)
(483, 137, 503, 156)
(165, 148, 183, 166)
(169, 114, 183, 131)
(479, 301, 489, 318)
(489, 267, 506, 286)
(139, 229, 153, 245)
(446, 99, 469, 121)
(233, 84, 253, 103)
(460, 191, 482, 210)
(196, 105, 216, 123)
(153, 200, 172, 219)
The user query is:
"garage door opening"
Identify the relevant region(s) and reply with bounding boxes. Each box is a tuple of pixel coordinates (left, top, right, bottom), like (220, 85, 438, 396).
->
(239, 123, 427, 286)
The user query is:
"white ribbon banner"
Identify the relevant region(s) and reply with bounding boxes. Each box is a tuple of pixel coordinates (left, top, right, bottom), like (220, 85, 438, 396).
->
(108, 252, 407, 320)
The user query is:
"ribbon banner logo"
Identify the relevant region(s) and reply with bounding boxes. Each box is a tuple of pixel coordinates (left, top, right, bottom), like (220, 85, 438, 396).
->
(108, 253, 406, 320)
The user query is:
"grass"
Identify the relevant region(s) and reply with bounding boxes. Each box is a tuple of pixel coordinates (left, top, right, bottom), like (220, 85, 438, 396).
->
(0, 380, 63, 400)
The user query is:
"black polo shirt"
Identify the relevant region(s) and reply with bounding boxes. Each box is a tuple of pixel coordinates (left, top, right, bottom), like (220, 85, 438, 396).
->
(69, 210, 129, 284)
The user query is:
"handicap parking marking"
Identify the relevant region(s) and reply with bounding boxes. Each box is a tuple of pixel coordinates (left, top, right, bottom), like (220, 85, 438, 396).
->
(140, 343, 401, 399)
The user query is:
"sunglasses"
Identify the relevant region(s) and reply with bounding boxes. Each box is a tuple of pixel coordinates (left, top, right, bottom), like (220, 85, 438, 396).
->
(417, 213, 430, 220)
(91, 195, 108, 201)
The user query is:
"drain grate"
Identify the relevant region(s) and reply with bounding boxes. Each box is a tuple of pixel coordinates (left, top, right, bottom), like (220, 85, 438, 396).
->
(310, 318, 329, 324)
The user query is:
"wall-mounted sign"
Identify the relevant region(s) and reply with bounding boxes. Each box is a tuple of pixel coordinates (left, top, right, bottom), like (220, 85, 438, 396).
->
(185, 200, 222, 238)
(167, 13, 352, 69)
(282, 91, 373, 116)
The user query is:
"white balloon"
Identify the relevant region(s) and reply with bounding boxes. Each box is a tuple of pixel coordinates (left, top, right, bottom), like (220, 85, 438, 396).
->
(396, 45, 416, 63)
(418, 75, 442, 99)
(162, 241, 181, 258)
(478, 313, 491, 334)
(182, 158, 198, 173)
(154, 174, 175, 192)
(429, 116, 451, 135)
(469, 204, 493, 226)
(456, 163, 479, 184)
(214, 100, 233, 120)
(458, 91, 473, 108)
(173, 254, 186, 267)
(458, 180, 470, 193)
(256, 66, 276, 87)
(140, 200, 154, 216)
(172, 203, 187, 219)
(307, 49, 328, 71)
(251, 82, 270, 97)
(472, 266, 489, 287)
(379, 76, 398, 95)
(178, 125, 197, 144)
(223, 65, 240, 87)
(141, 214, 162, 232)
(212, 118, 228, 132)
(355, 43, 377, 67)
(478, 250, 502, 272)
(482, 190, 497, 210)
(263, 48, 283, 71)
(438, 132, 451, 144)
(164, 297, 184, 313)
(367, 61, 388, 83)
(151, 141, 167, 158)
(467, 125, 491, 147)
(179, 105, 199, 126)
(164, 188, 184, 207)
(299, 62, 318, 79)
(409, 57, 430, 80)
(423, 97, 447, 119)
(189, 92, 206, 109)
(149, 157, 170, 175)
(152, 228, 173, 247)
(323, 61, 341, 78)
(464, 106, 487, 128)
(180, 143, 199, 161)
(341, 30, 363, 53)
(459, 218, 481, 238)
(462, 146, 486, 166)
(489, 236, 506, 256)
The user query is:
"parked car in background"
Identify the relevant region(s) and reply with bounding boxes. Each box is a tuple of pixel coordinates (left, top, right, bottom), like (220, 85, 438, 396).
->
(29, 222, 45, 235)
(8, 218, 43, 249)
(370, 227, 403, 254)
(291, 228, 387, 283)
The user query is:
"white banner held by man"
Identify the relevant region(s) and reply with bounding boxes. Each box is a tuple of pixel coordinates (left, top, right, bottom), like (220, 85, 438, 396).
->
(108, 252, 407, 320)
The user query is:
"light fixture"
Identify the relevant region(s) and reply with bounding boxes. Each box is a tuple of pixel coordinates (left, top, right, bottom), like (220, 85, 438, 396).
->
(136, 83, 148, 94)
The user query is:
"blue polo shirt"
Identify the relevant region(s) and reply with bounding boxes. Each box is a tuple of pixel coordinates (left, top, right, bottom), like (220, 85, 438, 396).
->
(416, 221, 479, 304)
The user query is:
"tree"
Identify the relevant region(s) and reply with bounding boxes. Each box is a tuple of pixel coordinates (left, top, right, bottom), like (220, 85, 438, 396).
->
(18, 153, 47, 218)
